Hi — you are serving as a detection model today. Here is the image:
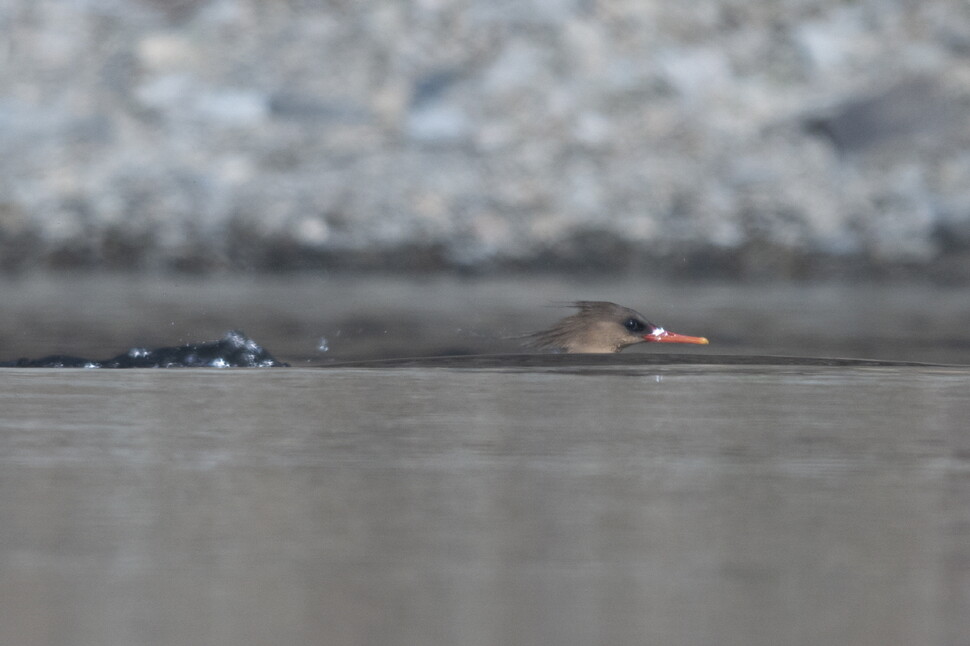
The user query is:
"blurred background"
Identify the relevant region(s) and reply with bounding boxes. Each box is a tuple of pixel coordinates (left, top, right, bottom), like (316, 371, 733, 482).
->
(4, 5, 970, 646)
(1, 0, 969, 359)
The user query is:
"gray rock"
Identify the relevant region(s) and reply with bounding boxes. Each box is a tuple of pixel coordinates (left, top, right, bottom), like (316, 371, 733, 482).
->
(0, 0, 969, 278)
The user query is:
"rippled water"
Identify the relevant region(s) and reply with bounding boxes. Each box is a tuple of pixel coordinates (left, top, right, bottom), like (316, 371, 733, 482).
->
(1, 275, 969, 645)
(2, 361, 969, 646)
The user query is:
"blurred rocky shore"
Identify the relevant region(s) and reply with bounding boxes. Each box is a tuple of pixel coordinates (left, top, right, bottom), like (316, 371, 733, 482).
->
(2, 0, 969, 279)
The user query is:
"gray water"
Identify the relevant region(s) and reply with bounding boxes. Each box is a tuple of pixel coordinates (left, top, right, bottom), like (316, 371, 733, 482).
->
(2, 273, 969, 364)
(1, 275, 970, 646)
(2, 364, 970, 646)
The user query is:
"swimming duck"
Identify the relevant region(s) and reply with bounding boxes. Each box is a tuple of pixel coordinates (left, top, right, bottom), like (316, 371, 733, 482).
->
(526, 301, 709, 353)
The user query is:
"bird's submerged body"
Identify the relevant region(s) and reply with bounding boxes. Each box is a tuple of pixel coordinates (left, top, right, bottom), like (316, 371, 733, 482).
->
(525, 301, 708, 354)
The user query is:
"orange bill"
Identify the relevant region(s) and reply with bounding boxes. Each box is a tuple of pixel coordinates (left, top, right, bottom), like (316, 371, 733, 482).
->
(645, 329, 709, 344)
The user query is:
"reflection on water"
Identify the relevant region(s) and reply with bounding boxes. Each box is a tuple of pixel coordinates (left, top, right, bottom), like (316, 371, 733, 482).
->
(1, 364, 969, 646)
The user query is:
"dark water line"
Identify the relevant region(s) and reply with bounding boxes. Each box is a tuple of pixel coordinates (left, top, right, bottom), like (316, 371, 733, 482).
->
(316, 353, 961, 369)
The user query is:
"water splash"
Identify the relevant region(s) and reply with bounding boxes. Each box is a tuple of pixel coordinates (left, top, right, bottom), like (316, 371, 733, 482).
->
(1, 331, 288, 368)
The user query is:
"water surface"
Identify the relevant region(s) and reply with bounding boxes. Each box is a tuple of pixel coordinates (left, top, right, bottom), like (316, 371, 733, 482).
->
(2, 273, 969, 364)
(2, 362, 969, 646)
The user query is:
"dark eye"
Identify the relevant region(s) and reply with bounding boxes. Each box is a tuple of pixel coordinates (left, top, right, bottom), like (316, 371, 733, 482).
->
(624, 318, 646, 333)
